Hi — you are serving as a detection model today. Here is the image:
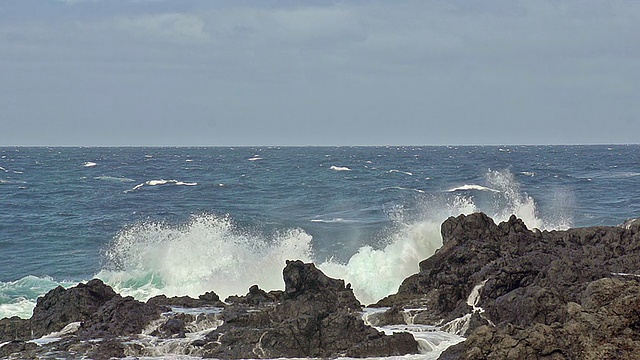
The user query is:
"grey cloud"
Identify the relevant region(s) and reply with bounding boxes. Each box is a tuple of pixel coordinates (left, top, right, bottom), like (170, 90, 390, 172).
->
(1, 0, 639, 145)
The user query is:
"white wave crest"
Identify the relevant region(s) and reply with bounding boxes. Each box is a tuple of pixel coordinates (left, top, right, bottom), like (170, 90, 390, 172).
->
(94, 176, 136, 183)
(330, 166, 351, 171)
(448, 184, 500, 193)
(379, 186, 426, 194)
(310, 218, 358, 224)
(389, 169, 413, 176)
(0, 276, 76, 319)
(95, 169, 567, 308)
(320, 196, 478, 305)
(97, 214, 313, 301)
(126, 179, 198, 192)
(83, 162, 97, 167)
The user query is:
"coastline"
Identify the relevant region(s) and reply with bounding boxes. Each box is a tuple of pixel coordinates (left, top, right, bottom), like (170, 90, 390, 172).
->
(2, 212, 640, 359)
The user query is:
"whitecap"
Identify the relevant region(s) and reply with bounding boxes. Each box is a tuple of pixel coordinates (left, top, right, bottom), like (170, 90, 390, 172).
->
(83, 162, 97, 167)
(379, 186, 426, 194)
(97, 214, 313, 302)
(447, 184, 500, 193)
(310, 218, 358, 224)
(389, 169, 413, 176)
(94, 176, 136, 183)
(126, 179, 198, 192)
(247, 156, 263, 161)
(329, 166, 351, 171)
(521, 171, 535, 177)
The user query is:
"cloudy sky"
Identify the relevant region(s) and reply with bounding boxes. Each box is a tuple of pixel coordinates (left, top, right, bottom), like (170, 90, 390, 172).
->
(1, 0, 638, 146)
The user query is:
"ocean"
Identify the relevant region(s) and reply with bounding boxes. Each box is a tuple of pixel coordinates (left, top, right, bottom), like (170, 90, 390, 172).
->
(1, 145, 639, 356)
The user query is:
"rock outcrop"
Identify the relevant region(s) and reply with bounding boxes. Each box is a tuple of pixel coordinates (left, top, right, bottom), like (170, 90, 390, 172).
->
(197, 260, 418, 358)
(0, 261, 417, 359)
(375, 212, 640, 359)
(4, 212, 640, 359)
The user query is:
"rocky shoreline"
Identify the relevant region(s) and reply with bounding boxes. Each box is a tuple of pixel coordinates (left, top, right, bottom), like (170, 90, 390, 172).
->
(2, 212, 640, 359)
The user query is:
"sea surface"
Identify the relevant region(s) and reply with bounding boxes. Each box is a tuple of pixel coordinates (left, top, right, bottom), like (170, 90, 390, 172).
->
(1, 146, 639, 357)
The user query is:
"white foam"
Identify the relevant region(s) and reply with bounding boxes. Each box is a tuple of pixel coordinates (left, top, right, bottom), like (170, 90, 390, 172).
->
(94, 176, 136, 183)
(99, 169, 563, 312)
(467, 280, 487, 310)
(0, 297, 36, 320)
(29, 322, 81, 346)
(247, 156, 263, 161)
(97, 214, 313, 301)
(441, 280, 490, 336)
(389, 169, 414, 176)
(380, 186, 426, 194)
(310, 218, 357, 224)
(330, 166, 351, 171)
(0, 276, 76, 319)
(362, 308, 465, 358)
(448, 184, 500, 193)
(83, 162, 97, 167)
(126, 179, 198, 192)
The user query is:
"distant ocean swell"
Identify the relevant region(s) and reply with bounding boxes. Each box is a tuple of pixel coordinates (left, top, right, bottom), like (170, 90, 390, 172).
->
(0, 169, 571, 319)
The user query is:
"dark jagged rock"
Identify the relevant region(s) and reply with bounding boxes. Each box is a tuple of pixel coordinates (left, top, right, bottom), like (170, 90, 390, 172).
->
(0, 340, 38, 359)
(30, 278, 117, 338)
(0, 280, 166, 358)
(0, 316, 31, 342)
(8, 212, 638, 359)
(78, 294, 165, 338)
(371, 212, 640, 359)
(147, 290, 226, 308)
(225, 284, 283, 305)
(198, 260, 418, 358)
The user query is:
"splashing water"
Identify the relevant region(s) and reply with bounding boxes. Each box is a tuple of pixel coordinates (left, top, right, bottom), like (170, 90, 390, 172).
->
(96, 214, 314, 301)
(1, 169, 572, 319)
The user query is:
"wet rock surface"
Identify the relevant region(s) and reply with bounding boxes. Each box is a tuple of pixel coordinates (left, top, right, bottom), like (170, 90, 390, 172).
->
(373, 212, 640, 359)
(0, 261, 417, 359)
(198, 260, 418, 358)
(3, 212, 640, 359)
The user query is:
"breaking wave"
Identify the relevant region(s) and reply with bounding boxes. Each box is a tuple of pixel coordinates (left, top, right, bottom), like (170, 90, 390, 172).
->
(330, 166, 351, 171)
(125, 179, 198, 192)
(1, 169, 572, 318)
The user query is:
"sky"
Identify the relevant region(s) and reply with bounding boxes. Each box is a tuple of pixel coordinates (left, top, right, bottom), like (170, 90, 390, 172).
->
(0, 0, 639, 146)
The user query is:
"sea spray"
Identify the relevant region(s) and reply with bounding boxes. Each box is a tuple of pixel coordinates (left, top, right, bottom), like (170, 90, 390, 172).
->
(1, 168, 573, 321)
(0, 276, 77, 319)
(97, 214, 314, 301)
(95, 169, 564, 306)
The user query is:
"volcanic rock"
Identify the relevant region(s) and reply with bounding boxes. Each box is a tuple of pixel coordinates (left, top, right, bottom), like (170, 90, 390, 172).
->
(147, 290, 226, 308)
(198, 260, 418, 358)
(370, 212, 640, 359)
(30, 278, 117, 338)
(77, 294, 165, 338)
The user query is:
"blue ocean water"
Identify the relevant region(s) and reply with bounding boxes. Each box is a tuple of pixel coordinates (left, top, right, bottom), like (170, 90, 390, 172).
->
(1, 146, 639, 319)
